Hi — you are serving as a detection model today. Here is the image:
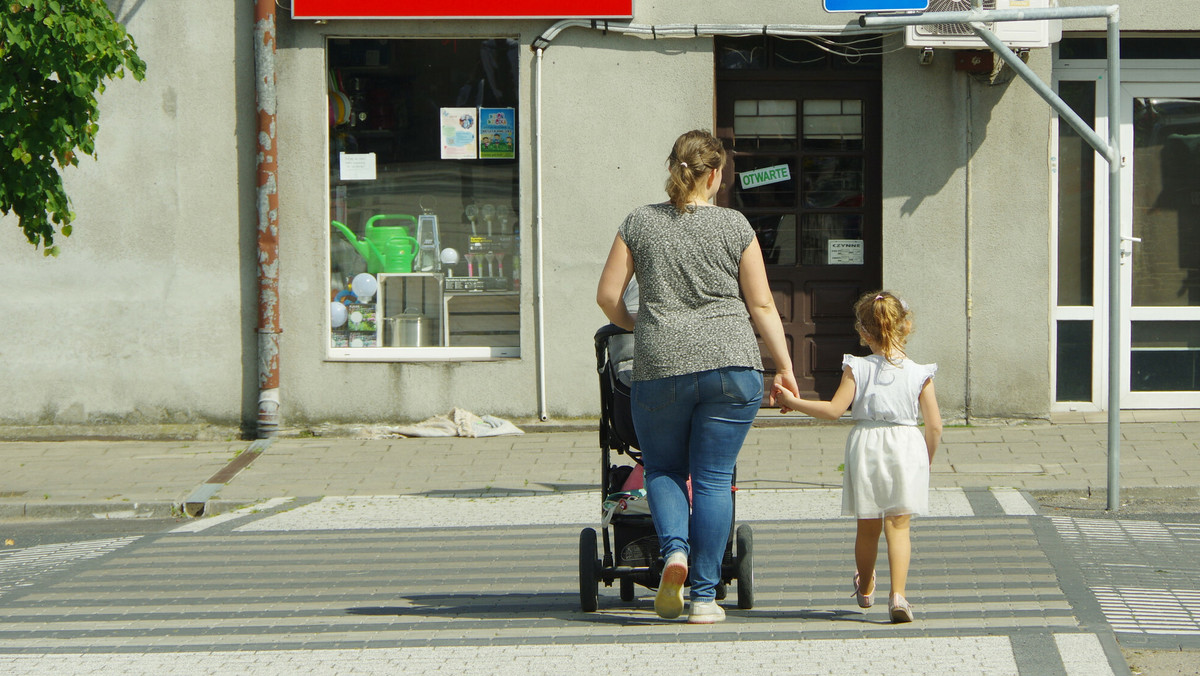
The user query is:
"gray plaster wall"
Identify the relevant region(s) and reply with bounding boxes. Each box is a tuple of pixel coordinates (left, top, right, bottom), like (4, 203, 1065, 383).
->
(2, 1, 1195, 434)
(0, 0, 256, 431)
(883, 45, 1056, 422)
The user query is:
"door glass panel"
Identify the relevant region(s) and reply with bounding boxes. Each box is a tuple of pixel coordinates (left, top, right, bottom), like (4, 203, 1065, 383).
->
(802, 99, 862, 151)
(733, 100, 796, 151)
(802, 156, 864, 208)
(732, 155, 796, 209)
(1131, 321, 1200, 391)
(1056, 80, 1095, 306)
(750, 214, 796, 266)
(1056, 320, 1093, 401)
(801, 214, 863, 265)
(1131, 97, 1200, 307)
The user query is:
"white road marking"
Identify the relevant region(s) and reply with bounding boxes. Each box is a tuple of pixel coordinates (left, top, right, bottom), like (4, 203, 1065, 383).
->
(170, 497, 294, 533)
(235, 488, 980, 532)
(1054, 633, 1116, 676)
(991, 487, 1038, 515)
(1091, 587, 1200, 635)
(0, 537, 140, 597)
(0, 636, 1022, 675)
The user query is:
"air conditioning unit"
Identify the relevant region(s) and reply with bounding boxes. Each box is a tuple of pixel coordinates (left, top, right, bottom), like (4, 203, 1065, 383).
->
(905, 0, 1062, 49)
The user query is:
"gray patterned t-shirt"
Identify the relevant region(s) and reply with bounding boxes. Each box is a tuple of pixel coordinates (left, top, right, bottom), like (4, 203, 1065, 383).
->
(618, 203, 763, 381)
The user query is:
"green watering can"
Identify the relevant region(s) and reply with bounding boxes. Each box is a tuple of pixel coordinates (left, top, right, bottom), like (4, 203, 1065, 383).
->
(332, 215, 419, 274)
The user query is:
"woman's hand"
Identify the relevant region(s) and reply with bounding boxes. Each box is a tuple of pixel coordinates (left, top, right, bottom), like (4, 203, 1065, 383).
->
(770, 371, 800, 412)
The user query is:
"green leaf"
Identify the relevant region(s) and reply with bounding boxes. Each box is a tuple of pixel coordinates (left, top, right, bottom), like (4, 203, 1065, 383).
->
(0, 0, 144, 252)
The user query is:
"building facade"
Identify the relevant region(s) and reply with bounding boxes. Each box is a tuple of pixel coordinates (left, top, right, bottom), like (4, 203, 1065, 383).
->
(0, 1, 1196, 433)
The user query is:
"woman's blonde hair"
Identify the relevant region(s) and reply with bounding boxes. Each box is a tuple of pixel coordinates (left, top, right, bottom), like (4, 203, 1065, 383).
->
(665, 130, 727, 213)
(854, 290, 913, 364)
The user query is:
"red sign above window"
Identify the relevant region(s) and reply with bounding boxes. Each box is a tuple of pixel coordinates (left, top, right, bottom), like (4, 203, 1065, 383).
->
(292, 0, 634, 19)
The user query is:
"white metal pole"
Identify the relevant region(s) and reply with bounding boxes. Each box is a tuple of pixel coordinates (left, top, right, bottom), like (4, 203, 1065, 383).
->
(1105, 8, 1122, 510)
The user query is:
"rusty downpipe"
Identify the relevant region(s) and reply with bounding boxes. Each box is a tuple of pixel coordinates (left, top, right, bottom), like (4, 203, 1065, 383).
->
(254, 0, 280, 438)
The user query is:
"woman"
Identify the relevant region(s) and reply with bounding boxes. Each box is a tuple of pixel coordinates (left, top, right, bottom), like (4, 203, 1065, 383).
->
(596, 129, 798, 623)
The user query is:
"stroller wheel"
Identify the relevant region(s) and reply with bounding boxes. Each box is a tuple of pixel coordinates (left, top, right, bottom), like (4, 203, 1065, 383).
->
(619, 575, 635, 602)
(736, 523, 755, 609)
(579, 528, 600, 612)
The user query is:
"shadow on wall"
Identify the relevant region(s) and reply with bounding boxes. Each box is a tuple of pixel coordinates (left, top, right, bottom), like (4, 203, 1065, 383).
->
(889, 71, 1007, 217)
(112, 0, 149, 24)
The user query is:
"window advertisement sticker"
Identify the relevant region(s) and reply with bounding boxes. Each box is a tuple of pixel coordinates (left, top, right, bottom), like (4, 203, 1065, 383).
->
(479, 108, 515, 159)
(440, 107, 478, 159)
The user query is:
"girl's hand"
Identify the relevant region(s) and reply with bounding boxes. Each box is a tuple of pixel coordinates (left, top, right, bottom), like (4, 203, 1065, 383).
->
(772, 383, 798, 413)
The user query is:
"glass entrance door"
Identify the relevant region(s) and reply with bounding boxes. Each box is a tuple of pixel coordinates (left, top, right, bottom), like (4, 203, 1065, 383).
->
(1121, 85, 1200, 406)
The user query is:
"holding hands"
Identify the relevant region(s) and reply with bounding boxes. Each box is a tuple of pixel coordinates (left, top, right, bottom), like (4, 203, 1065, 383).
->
(770, 373, 801, 413)
(772, 381, 803, 413)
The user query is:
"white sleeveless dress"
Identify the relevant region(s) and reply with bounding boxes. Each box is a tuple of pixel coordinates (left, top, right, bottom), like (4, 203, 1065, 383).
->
(840, 354, 938, 518)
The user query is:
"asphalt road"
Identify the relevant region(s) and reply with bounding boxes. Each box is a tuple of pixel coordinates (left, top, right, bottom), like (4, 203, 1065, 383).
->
(0, 517, 182, 549)
(2, 489, 1197, 674)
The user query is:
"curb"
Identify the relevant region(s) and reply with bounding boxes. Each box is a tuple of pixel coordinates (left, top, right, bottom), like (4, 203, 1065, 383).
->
(0, 500, 251, 521)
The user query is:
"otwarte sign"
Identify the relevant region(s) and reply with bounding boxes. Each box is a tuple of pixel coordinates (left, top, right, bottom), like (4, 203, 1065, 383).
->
(739, 164, 792, 190)
(293, 0, 634, 19)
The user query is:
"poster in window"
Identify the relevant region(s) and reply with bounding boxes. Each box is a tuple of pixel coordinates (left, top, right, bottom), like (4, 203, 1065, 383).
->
(479, 108, 515, 159)
(440, 107, 478, 159)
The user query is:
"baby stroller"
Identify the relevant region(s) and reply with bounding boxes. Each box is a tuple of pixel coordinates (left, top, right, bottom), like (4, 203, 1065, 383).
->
(579, 323, 755, 612)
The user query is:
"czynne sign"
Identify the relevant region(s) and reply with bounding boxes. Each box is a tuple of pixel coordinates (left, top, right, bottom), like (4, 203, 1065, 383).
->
(292, 0, 634, 19)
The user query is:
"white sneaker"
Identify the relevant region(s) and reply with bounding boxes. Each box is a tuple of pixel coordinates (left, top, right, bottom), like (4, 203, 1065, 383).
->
(654, 551, 688, 620)
(687, 600, 726, 624)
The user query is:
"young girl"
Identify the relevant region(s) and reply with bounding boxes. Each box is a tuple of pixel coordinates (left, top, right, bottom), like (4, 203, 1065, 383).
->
(773, 291, 942, 623)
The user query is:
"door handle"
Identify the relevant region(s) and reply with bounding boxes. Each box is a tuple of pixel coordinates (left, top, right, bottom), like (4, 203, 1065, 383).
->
(1119, 235, 1141, 261)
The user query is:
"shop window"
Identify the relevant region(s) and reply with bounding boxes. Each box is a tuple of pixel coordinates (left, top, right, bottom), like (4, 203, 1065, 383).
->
(327, 38, 520, 360)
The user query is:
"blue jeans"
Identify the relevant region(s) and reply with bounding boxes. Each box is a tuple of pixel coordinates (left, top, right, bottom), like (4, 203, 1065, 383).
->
(631, 367, 763, 601)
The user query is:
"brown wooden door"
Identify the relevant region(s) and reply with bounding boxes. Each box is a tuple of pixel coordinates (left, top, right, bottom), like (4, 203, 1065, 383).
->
(716, 77, 882, 400)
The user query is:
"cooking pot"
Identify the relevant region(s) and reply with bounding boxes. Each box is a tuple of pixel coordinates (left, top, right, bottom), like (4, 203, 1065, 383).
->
(385, 313, 436, 347)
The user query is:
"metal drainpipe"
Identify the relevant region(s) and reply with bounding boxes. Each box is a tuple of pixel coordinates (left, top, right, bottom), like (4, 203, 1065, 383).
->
(254, 0, 280, 438)
(534, 46, 548, 421)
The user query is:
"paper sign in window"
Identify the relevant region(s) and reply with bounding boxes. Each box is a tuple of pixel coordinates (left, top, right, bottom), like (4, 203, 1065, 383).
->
(828, 239, 864, 265)
(339, 152, 377, 181)
(441, 108, 478, 160)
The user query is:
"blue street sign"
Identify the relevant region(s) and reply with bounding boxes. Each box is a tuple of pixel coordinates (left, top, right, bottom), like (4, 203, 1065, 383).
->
(823, 0, 928, 12)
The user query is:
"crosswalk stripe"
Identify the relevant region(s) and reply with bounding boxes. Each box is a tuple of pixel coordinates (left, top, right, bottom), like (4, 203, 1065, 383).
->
(1054, 633, 1116, 676)
(170, 497, 294, 533)
(990, 487, 1038, 515)
(0, 537, 140, 598)
(231, 488, 998, 532)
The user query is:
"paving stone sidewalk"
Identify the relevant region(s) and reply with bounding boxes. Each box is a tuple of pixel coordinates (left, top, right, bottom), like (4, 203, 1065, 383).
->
(1, 413, 1198, 518)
